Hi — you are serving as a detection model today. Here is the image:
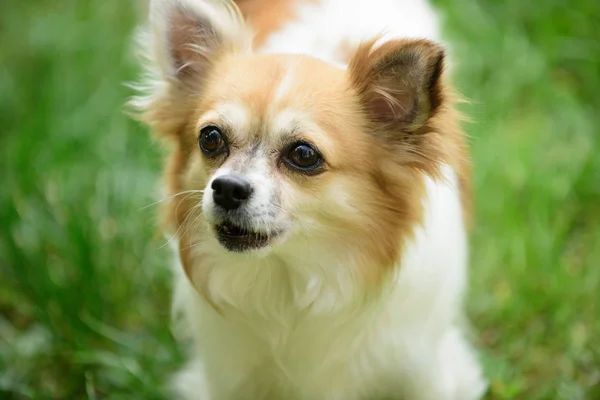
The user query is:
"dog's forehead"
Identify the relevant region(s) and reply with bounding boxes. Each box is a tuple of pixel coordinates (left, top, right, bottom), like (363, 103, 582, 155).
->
(203, 54, 348, 136)
(214, 53, 345, 100)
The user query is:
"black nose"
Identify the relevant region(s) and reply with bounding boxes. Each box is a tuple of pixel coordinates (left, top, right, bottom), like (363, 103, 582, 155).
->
(211, 175, 252, 211)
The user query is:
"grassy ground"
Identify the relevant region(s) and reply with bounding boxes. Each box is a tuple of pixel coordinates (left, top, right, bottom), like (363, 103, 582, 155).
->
(1, 0, 598, 398)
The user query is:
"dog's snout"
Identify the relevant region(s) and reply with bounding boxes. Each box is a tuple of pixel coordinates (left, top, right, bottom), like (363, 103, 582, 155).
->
(212, 175, 253, 211)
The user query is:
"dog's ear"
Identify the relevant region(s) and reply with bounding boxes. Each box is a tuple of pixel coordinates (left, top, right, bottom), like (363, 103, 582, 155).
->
(349, 38, 445, 133)
(149, 0, 250, 83)
(128, 0, 251, 137)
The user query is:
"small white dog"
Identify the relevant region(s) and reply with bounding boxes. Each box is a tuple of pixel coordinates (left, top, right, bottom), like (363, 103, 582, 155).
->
(130, 0, 487, 399)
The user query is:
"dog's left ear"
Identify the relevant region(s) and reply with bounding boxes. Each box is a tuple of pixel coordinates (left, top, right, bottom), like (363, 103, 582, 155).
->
(349, 39, 445, 133)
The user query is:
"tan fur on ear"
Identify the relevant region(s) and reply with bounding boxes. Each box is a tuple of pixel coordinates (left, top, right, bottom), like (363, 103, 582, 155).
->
(349, 38, 445, 132)
(349, 38, 472, 227)
(127, 0, 251, 140)
(165, 6, 220, 80)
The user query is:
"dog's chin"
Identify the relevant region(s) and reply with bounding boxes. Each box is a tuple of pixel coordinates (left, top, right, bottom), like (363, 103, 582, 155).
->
(212, 220, 284, 253)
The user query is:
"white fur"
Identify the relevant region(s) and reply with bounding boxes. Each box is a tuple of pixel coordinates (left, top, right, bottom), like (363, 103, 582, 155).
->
(201, 153, 285, 237)
(173, 166, 485, 400)
(273, 67, 297, 103)
(260, 0, 443, 68)
(141, 0, 486, 399)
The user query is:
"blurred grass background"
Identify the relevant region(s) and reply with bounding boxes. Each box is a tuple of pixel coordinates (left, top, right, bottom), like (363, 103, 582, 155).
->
(0, 0, 598, 398)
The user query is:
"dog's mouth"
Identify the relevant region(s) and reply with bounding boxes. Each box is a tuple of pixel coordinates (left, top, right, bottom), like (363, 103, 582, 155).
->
(214, 220, 280, 252)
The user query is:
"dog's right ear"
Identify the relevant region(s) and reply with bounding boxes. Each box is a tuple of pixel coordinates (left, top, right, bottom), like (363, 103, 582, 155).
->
(149, 0, 250, 84)
(129, 0, 251, 136)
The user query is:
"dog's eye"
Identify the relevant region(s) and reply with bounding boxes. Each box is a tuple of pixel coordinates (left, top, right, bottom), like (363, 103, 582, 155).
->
(285, 143, 322, 172)
(199, 126, 226, 156)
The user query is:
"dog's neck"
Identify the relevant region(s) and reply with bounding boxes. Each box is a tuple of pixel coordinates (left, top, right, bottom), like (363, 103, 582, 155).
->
(183, 229, 393, 321)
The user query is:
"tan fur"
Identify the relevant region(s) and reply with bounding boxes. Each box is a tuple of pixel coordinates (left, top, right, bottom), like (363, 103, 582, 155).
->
(134, 4, 471, 296)
(167, 58, 454, 291)
(127, 3, 486, 397)
(234, 0, 318, 47)
(332, 39, 358, 66)
(434, 101, 473, 228)
(349, 38, 471, 227)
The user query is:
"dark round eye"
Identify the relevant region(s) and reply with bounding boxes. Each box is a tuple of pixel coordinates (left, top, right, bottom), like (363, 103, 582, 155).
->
(286, 143, 322, 171)
(199, 126, 226, 155)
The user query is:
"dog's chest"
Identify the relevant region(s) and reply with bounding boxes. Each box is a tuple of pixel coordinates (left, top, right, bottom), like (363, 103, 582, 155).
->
(194, 236, 410, 398)
(215, 308, 393, 400)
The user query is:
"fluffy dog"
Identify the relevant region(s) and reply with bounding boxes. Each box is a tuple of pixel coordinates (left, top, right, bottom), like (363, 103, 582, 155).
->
(129, 0, 486, 399)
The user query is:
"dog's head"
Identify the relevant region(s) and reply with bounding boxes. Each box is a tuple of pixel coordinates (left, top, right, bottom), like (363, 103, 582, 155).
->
(132, 0, 457, 279)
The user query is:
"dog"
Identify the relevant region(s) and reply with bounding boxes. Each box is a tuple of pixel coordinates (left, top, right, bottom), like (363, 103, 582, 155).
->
(129, 0, 487, 398)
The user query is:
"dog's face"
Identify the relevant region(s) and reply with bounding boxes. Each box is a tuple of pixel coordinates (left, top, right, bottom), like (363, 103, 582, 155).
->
(134, 0, 449, 273)
(194, 54, 367, 253)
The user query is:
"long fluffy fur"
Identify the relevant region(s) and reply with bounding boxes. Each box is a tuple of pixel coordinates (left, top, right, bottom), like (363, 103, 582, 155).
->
(128, 1, 486, 399)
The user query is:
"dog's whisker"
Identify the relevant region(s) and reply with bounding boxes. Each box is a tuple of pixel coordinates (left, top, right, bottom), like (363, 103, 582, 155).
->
(139, 189, 204, 211)
(159, 202, 204, 250)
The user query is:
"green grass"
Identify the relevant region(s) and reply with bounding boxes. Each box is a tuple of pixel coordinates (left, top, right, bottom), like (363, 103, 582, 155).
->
(1, 0, 598, 398)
